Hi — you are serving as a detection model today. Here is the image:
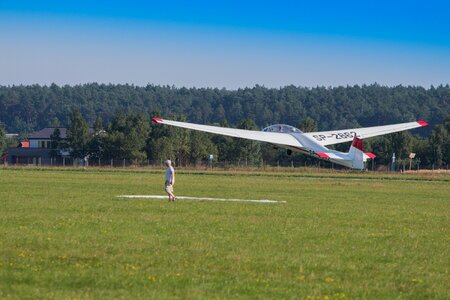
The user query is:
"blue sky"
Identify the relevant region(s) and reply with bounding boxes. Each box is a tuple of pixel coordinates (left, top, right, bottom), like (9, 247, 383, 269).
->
(1, 0, 449, 88)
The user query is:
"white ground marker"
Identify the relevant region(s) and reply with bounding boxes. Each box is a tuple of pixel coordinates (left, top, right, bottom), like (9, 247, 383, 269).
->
(117, 195, 286, 203)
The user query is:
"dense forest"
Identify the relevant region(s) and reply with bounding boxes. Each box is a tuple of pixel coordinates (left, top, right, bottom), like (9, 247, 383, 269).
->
(0, 84, 449, 169)
(1, 84, 449, 134)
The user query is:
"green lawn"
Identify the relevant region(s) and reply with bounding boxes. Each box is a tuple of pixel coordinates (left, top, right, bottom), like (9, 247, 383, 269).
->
(0, 168, 449, 299)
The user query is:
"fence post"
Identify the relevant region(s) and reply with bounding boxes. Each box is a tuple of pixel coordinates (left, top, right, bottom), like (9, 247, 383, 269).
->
(111, 159, 113, 168)
(123, 159, 125, 168)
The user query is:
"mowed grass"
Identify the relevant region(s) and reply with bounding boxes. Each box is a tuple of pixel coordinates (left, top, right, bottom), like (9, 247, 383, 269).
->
(0, 168, 449, 299)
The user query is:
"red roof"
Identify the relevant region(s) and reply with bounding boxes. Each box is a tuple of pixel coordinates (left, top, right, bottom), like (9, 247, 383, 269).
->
(19, 141, 29, 148)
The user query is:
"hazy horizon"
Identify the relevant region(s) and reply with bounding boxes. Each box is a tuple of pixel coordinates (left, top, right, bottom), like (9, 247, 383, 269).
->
(1, 82, 449, 91)
(1, 1, 449, 89)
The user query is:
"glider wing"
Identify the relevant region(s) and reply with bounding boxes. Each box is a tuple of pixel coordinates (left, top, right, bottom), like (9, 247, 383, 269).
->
(152, 118, 301, 147)
(303, 120, 428, 146)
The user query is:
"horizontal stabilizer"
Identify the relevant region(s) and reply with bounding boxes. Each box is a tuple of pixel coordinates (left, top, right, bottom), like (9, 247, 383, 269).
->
(316, 152, 330, 158)
(364, 152, 376, 159)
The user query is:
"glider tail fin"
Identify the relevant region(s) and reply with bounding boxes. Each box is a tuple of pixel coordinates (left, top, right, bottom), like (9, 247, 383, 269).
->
(347, 137, 375, 170)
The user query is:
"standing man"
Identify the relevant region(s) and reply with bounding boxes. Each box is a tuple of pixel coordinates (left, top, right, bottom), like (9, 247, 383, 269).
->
(165, 159, 176, 202)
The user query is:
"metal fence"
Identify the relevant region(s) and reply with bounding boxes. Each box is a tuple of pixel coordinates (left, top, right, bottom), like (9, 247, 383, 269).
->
(1, 157, 365, 170)
(2, 156, 448, 172)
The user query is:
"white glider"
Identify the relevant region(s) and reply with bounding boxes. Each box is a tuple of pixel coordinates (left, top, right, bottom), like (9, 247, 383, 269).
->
(152, 118, 428, 169)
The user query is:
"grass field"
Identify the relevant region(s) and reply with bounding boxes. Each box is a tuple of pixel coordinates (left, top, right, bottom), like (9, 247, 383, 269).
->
(0, 167, 449, 299)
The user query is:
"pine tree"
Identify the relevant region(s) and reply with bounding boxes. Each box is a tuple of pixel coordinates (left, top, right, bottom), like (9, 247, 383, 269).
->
(102, 112, 149, 162)
(0, 127, 6, 156)
(66, 109, 90, 159)
(94, 115, 103, 132)
(428, 125, 447, 167)
(235, 118, 261, 165)
(49, 128, 62, 158)
(298, 117, 318, 132)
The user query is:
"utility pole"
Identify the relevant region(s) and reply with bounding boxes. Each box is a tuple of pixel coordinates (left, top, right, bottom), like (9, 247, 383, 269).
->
(391, 153, 396, 172)
(409, 153, 416, 171)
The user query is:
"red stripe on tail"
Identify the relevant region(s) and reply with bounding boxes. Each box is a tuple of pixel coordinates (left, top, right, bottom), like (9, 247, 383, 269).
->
(351, 137, 364, 151)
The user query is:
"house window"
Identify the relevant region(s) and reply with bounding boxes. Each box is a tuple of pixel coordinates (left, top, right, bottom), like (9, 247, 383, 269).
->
(38, 140, 51, 148)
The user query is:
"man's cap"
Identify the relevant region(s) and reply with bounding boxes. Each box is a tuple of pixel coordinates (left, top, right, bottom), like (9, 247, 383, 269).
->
(165, 159, 171, 164)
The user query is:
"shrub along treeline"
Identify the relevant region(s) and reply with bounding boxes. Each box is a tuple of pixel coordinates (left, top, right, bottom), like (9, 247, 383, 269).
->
(0, 83, 449, 168)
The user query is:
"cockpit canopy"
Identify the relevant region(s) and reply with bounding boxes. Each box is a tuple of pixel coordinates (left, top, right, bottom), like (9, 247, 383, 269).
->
(262, 124, 303, 133)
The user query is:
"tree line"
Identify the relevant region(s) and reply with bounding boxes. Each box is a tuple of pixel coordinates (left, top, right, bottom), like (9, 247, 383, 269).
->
(1, 83, 449, 135)
(56, 109, 263, 167)
(16, 108, 446, 169)
(0, 83, 449, 168)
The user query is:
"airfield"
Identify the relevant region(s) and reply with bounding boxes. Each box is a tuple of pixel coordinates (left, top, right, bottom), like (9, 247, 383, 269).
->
(0, 167, 449, 299)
